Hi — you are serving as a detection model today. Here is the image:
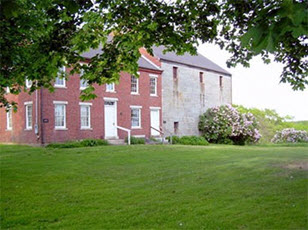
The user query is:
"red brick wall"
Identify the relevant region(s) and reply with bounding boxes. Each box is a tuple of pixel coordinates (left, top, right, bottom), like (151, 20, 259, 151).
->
(0, 67, 162, 144)
(0, 90, 40, 144)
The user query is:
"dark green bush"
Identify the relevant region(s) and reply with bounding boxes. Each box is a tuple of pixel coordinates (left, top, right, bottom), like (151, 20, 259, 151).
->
(167, 136, 209, 146)
(46, 139, 109, 148)
(80, 139, 109, 147)
(125, 136, 145, 145)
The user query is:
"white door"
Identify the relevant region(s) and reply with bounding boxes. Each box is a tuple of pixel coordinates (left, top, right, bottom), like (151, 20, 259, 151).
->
(150, 109, 160, 136)
(104, 101, 117, 138)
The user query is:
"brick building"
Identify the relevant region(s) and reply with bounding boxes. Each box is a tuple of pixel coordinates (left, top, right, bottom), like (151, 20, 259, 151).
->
(0, 46, 232, 144)
(0, 52, 162, 145)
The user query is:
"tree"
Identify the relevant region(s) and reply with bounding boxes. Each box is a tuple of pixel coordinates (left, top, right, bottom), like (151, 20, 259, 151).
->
(1, 0, 307, 109)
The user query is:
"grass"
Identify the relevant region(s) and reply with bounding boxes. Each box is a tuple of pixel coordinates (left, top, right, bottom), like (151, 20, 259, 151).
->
(1, 144, 307, 229)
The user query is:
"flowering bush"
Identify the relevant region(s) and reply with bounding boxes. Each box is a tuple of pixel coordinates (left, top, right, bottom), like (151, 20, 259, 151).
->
(199, 105, 261, 145)
(271, 128, 308, 143)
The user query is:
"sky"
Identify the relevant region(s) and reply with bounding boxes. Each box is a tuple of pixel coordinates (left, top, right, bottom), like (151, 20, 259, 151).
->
(198, 43, 308, 121)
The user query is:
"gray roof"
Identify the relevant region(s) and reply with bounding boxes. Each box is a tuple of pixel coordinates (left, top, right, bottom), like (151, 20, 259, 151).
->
(81, 47, 161, 71)
(152, 46, 231, 76)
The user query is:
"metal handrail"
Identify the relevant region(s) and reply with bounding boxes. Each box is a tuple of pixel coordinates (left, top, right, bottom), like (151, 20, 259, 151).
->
(150, 126, 166, 144)
(150, 126, 164, 135)
(115, 125, 131, 145)
(165, 129, 173, 144)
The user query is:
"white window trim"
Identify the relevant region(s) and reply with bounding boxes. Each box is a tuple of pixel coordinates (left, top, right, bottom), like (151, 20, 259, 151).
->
(131, 72, 140, 95)
(54, 102, 67, 130)
(79, 102, 92, 106)
(131, 107, 141, 129)
(24, 101, 33, 105)
(53, 101, 68, 105)
(80, 80, 88, 90)
(79, 63, 89, 90)
(130, 105, 142, 109)
(80, 104, 91, 130)
(150, 106, 161, 110)
(55, 79, 66, 88)
(24, 101, 33, 130)
(106, 83, 116, 92)
(104, 97, 118, 102)
(149, 74, 158, 96)
(6, 109, 12, 131)
(25, 79, 32, 89)
(55, 66, 66, 88)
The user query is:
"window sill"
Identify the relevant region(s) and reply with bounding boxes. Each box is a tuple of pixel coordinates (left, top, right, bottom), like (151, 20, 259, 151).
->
(106, 91, 116, 93)
(55, 128, 68, 130)
(131, 127, 142, 129)
(24, 128, 32, 131)
(80, 87, 87, 90)
(150, 94, 158, 97)
(54, 86, 67, 89)
(5, 129, 12, 131)
(80, 128, 93, 130)
(131, 93, 140, 95)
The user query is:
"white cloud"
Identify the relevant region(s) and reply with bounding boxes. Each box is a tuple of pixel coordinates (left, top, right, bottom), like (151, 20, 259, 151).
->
(198, 43, 308, 121)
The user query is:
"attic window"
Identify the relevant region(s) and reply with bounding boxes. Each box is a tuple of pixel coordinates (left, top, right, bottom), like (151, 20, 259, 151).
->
(219, 76, 223, 88)
(173, 67, 178, 80)
(200, 72, 204, 83)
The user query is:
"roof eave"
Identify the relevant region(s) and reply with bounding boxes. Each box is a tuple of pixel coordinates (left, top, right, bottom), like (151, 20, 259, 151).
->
(160, 58, 232, 77)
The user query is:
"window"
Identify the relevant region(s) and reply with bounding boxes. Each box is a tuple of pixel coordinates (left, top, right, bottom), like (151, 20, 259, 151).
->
(174, 121, 179, 134)
(219, 76, 223, 88)
(173, 66, 178, 80)
(200, 72, 204, 83)
(104, 101, 115, 106)
(54, 102, 67, 129)
(55, 67, 66, 87)
(150, 75, 158, 96)
(80, 103, 91, 129)
(25, 102, 33, 130)
(6, 108, 12, 130)
(106, 83, 115, 92)
(26, 79, 32, 88)
(79, 69, 88, 89)
(80, 79, 88, 89)
(80, 80, 88, 90)
(131, 107, 141, 128)
(131, 75, 139, 94)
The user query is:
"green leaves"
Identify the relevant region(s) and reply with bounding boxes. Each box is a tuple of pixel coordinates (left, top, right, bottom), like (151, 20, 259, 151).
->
(1, 0, 20, 18)
(0, 0, 307, 109)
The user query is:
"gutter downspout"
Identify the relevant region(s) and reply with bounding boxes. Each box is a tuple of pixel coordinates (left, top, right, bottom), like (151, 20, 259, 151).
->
(40, 88, 44, 145)
(34, 86, 40, 141)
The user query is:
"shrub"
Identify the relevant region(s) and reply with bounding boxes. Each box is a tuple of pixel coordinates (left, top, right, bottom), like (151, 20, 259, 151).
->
(199, 105, 261, 145)
(271, 128, 308, 143)
(167, 136, 209, 146)
(46, 139, 109, 148)
(125, 136, 145, 145)
(233, 105, 308, 143)
(79, 139, 109, 146)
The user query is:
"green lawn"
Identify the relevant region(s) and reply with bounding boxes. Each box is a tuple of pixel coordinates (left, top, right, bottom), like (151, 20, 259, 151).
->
(1, 144, 307, 229)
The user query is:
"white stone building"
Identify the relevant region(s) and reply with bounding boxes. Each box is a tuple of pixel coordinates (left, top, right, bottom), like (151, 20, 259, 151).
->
(152, 46, 232, 136)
